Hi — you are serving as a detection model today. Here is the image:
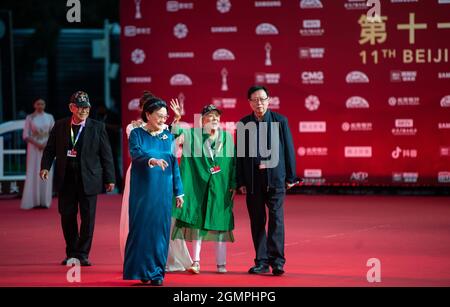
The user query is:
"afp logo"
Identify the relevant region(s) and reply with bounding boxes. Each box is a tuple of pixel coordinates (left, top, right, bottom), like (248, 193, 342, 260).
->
(350, 172, 369, 182)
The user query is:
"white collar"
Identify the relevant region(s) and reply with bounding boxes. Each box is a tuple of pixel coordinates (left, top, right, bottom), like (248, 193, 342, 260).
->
(71, 118, 86, 127)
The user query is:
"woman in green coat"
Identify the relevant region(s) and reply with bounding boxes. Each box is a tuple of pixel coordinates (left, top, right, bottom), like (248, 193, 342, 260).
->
(170, 100, 236, 274)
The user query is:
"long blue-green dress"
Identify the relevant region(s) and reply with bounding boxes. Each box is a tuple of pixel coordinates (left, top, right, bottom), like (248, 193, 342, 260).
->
(123, 127, 183, 281)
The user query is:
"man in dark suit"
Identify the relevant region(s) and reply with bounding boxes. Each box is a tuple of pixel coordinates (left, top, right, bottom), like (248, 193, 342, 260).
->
(236, 85, 297, 276)
(40, 91, 115, 266)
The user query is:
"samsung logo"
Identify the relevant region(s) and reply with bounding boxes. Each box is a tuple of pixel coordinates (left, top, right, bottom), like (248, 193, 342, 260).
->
(438, 72, 450, 79)
(211, 26, 238, 33)
(344, 0, 367, 10)
(168, 52, 194, 59)
(254, 1, 282, 7)
(438, 123, 450, 129)
(126, 76, 152, 84)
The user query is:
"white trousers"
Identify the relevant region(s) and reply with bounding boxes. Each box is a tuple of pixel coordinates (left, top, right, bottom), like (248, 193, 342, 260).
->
(192, 240, 227, 265)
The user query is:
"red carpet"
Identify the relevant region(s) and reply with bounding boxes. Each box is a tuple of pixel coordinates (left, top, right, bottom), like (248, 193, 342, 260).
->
(1, 194, 450, 287)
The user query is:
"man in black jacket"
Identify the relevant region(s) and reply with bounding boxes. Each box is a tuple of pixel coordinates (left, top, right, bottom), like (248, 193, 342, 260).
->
(236, 85, 297, 276)
(40, 91, 115, 266)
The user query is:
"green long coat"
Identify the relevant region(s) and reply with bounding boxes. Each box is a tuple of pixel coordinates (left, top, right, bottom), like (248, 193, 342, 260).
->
(172, 127, 236, 232)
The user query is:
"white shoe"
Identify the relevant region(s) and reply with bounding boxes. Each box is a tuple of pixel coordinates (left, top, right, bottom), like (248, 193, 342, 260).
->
(217, 264, 227, 273)
(188, 261, 200, 274)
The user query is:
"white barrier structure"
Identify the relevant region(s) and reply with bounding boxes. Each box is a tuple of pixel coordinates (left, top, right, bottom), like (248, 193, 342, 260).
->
(0, 120, 26, 183)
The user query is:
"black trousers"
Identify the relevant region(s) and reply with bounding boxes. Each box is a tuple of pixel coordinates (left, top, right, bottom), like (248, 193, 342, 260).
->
(246, 169, 286, 268)
(58, 166, 97, 260)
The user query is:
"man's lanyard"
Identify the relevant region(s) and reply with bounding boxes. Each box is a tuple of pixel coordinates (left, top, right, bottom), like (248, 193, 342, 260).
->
(206, 139, 216, 162)
(70, 125, 84, 148)
(205, 133, 223, 164)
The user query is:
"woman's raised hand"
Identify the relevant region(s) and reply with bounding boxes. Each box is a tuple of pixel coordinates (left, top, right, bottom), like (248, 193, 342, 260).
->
(169, 98, 182, 122)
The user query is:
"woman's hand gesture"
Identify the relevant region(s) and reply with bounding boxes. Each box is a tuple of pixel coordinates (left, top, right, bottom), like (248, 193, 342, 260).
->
(176, 196, 184, 208)
(170, 98, 182, 123)
(149, 158, 169, 171)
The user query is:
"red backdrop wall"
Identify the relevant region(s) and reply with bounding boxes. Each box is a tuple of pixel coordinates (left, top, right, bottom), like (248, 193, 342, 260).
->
(120, 0, 450, 186)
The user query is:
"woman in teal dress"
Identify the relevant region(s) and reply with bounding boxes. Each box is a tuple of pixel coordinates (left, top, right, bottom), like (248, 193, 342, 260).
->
(123, 98, 184, 286)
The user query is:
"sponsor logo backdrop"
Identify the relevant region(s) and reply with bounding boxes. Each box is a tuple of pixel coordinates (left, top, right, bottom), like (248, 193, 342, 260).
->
(121, 0, 450, 186)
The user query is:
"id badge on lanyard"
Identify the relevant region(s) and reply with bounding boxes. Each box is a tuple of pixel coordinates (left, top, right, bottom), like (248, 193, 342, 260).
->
(67, 125, 83, 158)
(67, 149, 78, 157)
(210, 165, 221, 174)
(207, 138, 221, 174)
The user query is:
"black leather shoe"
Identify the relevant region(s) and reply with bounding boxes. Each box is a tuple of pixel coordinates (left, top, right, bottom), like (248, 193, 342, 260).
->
(62, 257, 83, 265)
(248, 265, 270, 274)
(272, 265, 285, 276)
(151, 279, 163, 286)
(79, 258, 92, 266)
(61, 258, 70, 265)
(141, 279, 150, 284)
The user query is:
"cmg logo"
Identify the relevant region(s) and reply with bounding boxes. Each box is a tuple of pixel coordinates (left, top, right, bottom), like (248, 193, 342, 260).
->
(301, 71, 324, 84)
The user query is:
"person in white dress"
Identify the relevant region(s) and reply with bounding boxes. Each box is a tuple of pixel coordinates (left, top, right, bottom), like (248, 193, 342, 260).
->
(119, 91, 192, 271)
(21, 98, 55, 209)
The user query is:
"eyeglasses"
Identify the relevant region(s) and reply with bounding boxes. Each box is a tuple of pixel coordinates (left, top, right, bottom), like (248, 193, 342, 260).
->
(154, 114, 169, 120)
(76, 106, 91, 111)
(249, 97, 270, 103)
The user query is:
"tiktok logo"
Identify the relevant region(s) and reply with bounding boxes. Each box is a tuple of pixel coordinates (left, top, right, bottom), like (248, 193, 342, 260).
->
(392, 146, 402, 159)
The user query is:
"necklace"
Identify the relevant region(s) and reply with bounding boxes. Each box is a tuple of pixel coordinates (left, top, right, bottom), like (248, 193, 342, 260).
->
(143, 126, 168, 139)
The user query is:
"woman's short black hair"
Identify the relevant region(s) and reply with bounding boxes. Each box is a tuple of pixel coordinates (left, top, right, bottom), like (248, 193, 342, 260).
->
(141, 98, 167, 122)
(247, 85, 269, 100)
